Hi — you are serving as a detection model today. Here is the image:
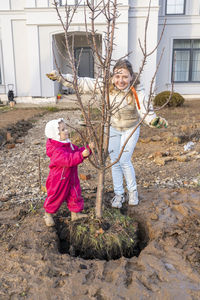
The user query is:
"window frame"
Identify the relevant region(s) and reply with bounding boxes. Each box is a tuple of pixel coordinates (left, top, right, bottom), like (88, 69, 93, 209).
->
(172, 39, 200, 83)
(165, 0, 186, 15)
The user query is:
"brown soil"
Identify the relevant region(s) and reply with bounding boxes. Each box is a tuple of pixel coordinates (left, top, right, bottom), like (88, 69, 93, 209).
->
(0, 107, 47, 147)
(0, 100, 200, 299)
(0, 106, 50, 129)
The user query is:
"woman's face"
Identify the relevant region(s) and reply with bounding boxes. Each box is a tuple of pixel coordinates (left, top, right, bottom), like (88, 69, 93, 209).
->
(59, 121, 68, 141)
(113, 68, 132, 90)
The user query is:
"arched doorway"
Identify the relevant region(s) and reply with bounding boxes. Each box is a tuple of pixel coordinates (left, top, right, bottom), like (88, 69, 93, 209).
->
(52, 32, 102, 94)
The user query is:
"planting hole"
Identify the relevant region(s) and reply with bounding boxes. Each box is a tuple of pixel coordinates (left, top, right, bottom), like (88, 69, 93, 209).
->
(55, 208, 149, 260)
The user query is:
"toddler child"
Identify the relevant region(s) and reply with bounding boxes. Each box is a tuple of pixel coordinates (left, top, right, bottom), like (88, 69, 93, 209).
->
(43, 118, 92, 226)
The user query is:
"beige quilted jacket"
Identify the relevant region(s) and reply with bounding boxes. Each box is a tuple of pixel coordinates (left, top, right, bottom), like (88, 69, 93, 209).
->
(57, 74, 156, 131)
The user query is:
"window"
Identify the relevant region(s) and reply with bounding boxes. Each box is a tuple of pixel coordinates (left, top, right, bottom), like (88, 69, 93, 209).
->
(166, 0, 185, 15)
(172, 39, 200, 82)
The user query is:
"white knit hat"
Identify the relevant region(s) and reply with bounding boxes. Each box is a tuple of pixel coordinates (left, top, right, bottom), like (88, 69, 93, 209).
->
(45, 118, 64, 141)
(45, 118, 74, 148)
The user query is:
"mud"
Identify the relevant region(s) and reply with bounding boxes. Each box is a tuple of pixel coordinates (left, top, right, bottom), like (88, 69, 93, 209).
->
(0, 100, 200, 299)
(1, 190, 200, 299)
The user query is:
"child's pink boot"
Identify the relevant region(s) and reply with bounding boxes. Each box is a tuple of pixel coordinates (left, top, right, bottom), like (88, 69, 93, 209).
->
(44, 212, 55, 227)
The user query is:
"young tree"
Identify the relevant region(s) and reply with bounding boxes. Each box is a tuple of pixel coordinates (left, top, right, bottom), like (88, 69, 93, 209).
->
(50, 0, 168, 218)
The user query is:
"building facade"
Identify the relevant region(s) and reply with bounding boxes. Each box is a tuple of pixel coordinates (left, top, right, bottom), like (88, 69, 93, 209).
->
(0, 0, 199, 100)
(156, 0, 200, 95)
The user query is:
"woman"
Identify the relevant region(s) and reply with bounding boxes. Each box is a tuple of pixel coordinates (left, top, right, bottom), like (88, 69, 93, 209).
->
(46, 59, 167, 208)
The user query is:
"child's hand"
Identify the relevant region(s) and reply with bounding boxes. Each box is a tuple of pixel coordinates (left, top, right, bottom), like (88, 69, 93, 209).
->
(82, 148, 90, 158)
(89, 142, 95, 149)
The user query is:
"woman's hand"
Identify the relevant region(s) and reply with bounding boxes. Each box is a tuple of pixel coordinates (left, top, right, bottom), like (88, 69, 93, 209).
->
(149, 117, 168, 128)
(46, 70, 59, 81)
(82, 148, 90, 158)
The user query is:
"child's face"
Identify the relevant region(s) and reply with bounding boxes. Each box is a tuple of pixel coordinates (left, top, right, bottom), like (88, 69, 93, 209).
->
(113, 68, 132, 90)
(59, 121, 68, 141)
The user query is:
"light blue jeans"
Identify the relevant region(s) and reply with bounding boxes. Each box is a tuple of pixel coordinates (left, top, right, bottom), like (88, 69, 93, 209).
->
(108, 126, 140, 195)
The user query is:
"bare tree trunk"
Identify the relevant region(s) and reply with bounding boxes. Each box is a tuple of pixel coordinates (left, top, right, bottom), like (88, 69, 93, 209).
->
(95, 168, 105, 218)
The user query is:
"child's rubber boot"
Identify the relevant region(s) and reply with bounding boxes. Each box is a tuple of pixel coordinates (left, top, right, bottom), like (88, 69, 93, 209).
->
(44, 212, 55, 227)
(71, 212, 88, 221)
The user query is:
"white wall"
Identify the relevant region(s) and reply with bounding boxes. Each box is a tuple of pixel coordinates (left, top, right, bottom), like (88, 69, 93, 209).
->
(128, 0, 159, 96)
(0, 41, 5, 94)
(184, 0, 200, 15)
(27, 25, 41, 96)
(39, 26, 61, 97)
(12, 20, 30, 96)
(36, 0, 49, 8)
(11, 0, 25, 10)
(0, 1, 10, 10)
(1, 16, 16, 94)
(25, 0, 36, 8)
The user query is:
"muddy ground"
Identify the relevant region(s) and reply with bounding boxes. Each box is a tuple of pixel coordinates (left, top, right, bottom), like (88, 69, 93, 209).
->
(0, 100, 200, 299)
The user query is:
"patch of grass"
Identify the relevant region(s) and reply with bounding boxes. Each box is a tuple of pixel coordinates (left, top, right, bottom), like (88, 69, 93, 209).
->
(29, 203, 37, 213)
(0, 105, 12, 112)
(28, 199, 44, 214)
(45, 106, 60, 112)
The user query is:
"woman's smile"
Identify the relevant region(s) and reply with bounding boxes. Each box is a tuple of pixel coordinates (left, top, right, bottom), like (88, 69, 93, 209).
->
(113, 68, 132, 90)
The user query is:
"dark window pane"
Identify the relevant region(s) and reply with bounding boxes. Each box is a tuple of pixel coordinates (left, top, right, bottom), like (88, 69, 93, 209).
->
(174, 40, 191, 49)
(192, 50, 200, 81)
(193, 40, 200, 49)
(173, 50, 190, 81)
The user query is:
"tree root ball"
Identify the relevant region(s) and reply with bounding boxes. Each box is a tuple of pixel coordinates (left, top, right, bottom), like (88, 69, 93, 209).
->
(58, 208, 139, 260)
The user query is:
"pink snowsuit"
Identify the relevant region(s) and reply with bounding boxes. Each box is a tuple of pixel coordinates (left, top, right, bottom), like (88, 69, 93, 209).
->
(44, 138, 88, 214)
